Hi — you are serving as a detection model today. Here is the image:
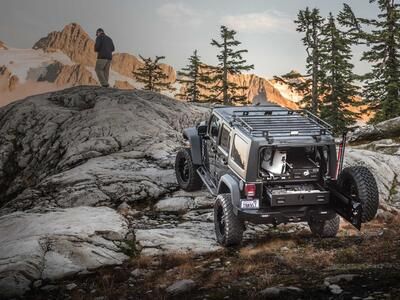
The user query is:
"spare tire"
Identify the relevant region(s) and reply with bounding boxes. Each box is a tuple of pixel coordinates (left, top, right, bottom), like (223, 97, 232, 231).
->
(337, 166, 379, 222)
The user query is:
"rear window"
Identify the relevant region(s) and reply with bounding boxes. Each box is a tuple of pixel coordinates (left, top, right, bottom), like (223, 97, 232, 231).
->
(231, 135, 248, 170)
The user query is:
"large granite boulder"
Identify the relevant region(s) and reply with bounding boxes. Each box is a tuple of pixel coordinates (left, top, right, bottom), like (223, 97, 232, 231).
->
(0, 86, 208, 211)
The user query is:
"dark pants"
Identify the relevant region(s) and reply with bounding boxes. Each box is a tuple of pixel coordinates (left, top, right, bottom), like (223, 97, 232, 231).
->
(95, 59, 111, 87)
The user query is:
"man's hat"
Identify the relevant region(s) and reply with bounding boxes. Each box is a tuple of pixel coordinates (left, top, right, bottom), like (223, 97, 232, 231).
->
(96, 28, 104, 34)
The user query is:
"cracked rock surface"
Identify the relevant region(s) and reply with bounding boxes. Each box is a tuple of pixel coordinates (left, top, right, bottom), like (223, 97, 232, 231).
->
(1, 86, 400, 298)
(0, 86, 208, 210)
(0, 206, 130, 297)
(0, 86, 208, 297)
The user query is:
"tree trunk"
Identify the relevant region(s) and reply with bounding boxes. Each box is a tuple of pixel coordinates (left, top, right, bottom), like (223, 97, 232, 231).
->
(311, 20, 319, 114)
(223, 31, 228, 104)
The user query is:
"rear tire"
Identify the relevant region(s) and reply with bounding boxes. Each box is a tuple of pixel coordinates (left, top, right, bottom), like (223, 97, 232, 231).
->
(337, 166, 379, 222)
(214, 193, 244, 246)
(308, 215, 340, 238)
(175, 148, 203, 191)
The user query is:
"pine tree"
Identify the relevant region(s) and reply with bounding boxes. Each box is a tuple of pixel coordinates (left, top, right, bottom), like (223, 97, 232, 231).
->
(319, 13, 358, 134)
(294, 8, 325, 114)
(133, 55, 175, 93)
(358, 0, 400, 122)
(175, 50, 210, 102)
(210, 25, 254, 104)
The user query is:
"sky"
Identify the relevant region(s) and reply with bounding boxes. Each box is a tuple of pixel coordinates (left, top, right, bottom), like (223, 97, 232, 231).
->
(0, 0, 379, 78)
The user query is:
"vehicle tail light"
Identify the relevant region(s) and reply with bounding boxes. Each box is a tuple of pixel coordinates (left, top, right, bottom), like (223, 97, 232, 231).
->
(245, 183, 256, 198)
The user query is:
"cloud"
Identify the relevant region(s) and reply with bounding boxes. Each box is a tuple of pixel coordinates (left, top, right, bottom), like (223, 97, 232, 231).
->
(156, 3, 203, 27)
(220, 10, 294, 33)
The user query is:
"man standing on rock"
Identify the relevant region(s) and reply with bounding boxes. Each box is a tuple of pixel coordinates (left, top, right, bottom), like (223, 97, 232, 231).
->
(94, 28, 115, 87)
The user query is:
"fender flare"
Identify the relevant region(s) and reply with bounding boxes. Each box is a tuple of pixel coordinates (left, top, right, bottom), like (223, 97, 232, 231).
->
(218, 174, 241, 213)
(183, 127, 202, 165)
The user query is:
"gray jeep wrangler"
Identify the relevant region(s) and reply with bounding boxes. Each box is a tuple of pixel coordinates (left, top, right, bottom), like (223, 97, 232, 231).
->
(175, 105, 379, 246)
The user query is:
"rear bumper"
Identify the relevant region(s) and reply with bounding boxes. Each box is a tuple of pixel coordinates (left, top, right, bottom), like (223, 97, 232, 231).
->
(235, 205, 336, 225)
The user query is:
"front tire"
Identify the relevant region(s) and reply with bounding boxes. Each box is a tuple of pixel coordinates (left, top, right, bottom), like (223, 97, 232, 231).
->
(214, 193, 244, 246)
(337, 166, 379, 222)
(175, 148, 203, 191)
(308, 215, 340, 238)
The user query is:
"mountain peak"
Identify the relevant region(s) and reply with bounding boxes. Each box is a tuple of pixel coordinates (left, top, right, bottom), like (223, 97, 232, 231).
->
(0, 40, 7, 50)
(33, 23, 96, 66)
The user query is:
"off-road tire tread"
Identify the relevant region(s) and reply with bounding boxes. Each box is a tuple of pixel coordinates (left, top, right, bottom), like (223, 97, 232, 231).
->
(338, 166, 379, 222)
(175, 148, 203, 191)
(214, 193, 244, 246)
(308, 215, 340, 238)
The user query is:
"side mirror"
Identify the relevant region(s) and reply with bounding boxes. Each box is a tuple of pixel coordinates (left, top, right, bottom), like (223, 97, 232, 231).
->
(197, 124, 207, 136)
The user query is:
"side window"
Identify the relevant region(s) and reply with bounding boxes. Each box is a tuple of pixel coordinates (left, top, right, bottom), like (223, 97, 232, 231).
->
(219, 125, 230, 153)
(231, 135, 248, 170)
(209, 115, 220, 140)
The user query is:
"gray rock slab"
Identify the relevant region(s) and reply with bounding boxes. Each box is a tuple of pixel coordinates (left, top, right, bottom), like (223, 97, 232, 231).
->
(135, 221, 221, 256)
(0, 206, 129, 298)
(166, 279, 196, 295)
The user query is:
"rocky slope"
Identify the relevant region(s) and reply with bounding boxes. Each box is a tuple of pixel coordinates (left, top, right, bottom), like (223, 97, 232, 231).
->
(0, 86, 399, 297)
(0, 86, 208, 297)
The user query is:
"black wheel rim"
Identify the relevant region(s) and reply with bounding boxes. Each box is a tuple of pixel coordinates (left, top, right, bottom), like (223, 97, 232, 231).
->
(178, 157, 189, 183)
(216, 204, 226, 237)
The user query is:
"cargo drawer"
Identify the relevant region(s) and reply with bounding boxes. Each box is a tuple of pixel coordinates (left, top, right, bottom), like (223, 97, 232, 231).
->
(266, 185, 329, 207)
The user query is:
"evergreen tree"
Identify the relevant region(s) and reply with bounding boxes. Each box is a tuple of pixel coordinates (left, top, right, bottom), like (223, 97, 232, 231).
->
(210, 25, 254, 104)
(276, 8, 325, 113)
(133, 55, 175, 92)
(294, 8, 325, 113)
(319, 13, 358, 134)
(358, 0, 400, 122)
(175, 50, 210, 102)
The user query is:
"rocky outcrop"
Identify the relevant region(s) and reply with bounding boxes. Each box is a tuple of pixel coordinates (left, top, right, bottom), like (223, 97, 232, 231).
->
(0, 86, 209, 297)
(54, 63, 97, 86)
(0, 86, 208, 210)
(349, 117, 400, 143)
(231, 73, 299, 108)
(0, 206, 130, 297)
(113, 80, 134, 89)
(0, 65, 19, 92)
(346, 116, 400, 209)
(345, 148, 400, 210)
(32, 61, 97, 86)
(112, 53, 176, 82)
(33, 23, 97, 66)
(178, 71, 298, 108)
(0, 40, 7, 50)
(112, 53, 143, 77)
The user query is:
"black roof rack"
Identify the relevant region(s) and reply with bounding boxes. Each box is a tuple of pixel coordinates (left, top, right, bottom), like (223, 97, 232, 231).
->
(230, 108, 333, 139)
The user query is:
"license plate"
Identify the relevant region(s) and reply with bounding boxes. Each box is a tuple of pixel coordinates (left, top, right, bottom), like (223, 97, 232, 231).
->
(241, 199, 259, 209)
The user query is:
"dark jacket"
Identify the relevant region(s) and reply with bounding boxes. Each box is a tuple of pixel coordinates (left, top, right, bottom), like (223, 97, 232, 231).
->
(94, 34, 115, 60)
